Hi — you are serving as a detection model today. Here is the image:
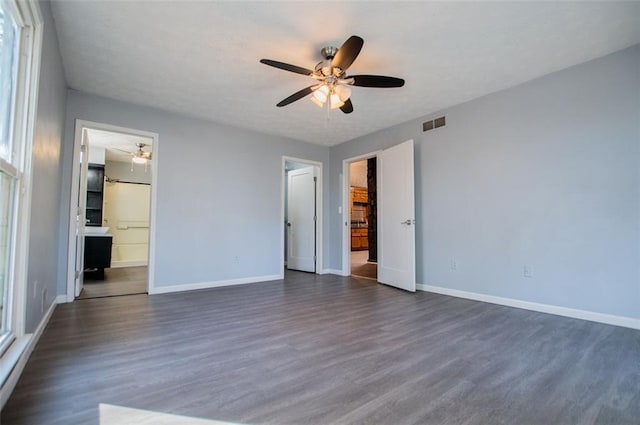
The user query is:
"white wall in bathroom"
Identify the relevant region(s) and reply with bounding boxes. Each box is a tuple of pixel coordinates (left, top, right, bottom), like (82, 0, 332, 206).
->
(88, 145, 105, 165)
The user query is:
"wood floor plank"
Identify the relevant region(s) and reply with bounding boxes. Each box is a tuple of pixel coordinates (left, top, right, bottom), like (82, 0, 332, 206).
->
(3, 271, 639, 424)
(79, 266, 148, 299)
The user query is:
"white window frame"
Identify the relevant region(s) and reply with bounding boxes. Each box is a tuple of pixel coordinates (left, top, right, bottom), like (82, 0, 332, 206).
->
(0, 0, 42, 358)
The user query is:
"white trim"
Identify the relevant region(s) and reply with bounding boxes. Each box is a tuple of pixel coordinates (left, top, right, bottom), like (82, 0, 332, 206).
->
(417, 284, 640, 330)
(67, 120, 159, 302)
(323, 268, 349, 276)
(65, 121, 84, 302)
(1, 0, 43, 350)
(281, 156, 323, 276)
(0, 296, 56, 409)
(110, 261, 148, 268)
(341, 151, 381, 276)
(149, 274, 282, 295)
(55, 294, 66, 304)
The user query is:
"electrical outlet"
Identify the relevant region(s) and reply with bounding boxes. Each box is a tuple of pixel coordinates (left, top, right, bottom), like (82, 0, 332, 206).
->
(234, 256, 240, 264)
(450, 260, 457, 271)
(524, 265, 534, 278)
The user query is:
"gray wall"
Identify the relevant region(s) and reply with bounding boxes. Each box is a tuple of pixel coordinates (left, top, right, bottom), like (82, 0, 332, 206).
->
(105, 160, 152, 185)
(26, 0, 67, 332)
(59, 91, 330, 290)
(329, 45, 640, 319)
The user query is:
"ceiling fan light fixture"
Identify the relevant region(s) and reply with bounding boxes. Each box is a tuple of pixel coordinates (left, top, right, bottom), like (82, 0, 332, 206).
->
(310, 96, 324, 108)
(317, 84, 330, 97)
(261, 35, 405, 115)
(335, 85, 351, 102)
(330, 93, 344, 109)
(132, 156, 147, 165)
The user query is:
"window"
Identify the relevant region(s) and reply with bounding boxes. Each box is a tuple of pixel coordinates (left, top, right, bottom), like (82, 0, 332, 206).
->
(0, 0, 41, 356)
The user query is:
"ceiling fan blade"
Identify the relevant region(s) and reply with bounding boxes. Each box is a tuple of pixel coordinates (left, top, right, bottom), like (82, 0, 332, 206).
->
(331, 35, 364, 71)
(276, 85, 316, 107)
(340, 98, 354, 114)
(350, 75, 405, 88)
(260, 59, 314, 76)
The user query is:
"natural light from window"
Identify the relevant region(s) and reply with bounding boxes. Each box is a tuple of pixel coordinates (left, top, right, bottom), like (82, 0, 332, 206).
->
(0, 0, 19, 346)
(99, 404, 247, 425)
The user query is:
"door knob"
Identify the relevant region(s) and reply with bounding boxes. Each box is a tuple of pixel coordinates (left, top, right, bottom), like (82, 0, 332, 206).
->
(401, 219, 414, 225)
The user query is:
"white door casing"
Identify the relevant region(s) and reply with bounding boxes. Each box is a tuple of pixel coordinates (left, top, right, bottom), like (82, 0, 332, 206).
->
(377, 139, 416, 292)
(74, 130, 89, 297)
(287, 166, 316, 272)
(67, 120, 159, 301)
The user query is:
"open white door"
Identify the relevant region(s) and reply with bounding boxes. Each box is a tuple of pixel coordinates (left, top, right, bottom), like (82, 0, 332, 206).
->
(287, 166, 316, 272)
(74, 130, 90, 297)
(378, 139, 416, 292)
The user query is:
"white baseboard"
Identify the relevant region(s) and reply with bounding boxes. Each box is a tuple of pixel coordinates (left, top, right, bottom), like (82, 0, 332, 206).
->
(111, 260, 147, 268)
(417, 283, 640, 330)
(323, 268, 349, 276)
(55, 294, 67, 304)
(149, 274, 282, 295)
(0, 298, 58, 408)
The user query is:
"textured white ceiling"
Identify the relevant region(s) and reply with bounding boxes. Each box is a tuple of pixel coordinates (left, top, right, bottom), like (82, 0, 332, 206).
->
(86, 128, 153, 163)
(51, 1, 640, 146)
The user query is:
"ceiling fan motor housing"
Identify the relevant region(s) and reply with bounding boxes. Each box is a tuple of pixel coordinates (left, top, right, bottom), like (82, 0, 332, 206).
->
(320, 46, 338, 60)
(316, 46, 345, 77)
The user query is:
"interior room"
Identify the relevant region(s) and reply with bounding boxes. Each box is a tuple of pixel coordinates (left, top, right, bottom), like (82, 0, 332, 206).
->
(349, 159, 377, 280)
(0, 1, 638, 424)
(79, 128, 152, 299)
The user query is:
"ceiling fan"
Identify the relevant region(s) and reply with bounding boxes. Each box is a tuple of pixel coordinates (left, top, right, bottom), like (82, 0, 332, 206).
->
(260, 35, 404, 114)
(113, 142, 152, 164)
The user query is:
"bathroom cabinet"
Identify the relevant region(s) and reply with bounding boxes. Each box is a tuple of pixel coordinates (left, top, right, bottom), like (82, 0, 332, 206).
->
(84, 235, 112, 279)
(86, 164, 104, 226)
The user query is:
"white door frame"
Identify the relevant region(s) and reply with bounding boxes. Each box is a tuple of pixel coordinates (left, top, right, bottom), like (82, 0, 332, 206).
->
(281, 156, 323, 276)
(66, 120, 160, 302)
(341, 150, 381, 276)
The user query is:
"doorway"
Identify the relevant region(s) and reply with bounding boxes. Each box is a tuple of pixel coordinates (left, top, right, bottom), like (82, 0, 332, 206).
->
(349, 159, 377, 280)
(66, 121, 159, 301)
(342, 140, 416, 292)
(282, 157, 323, 275)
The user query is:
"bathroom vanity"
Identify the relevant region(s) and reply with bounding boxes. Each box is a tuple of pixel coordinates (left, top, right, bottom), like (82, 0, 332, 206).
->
(84, 228, 112, 279)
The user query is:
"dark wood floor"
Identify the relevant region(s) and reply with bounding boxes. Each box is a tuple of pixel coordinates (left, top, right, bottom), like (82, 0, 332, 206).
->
(79, 266, 148, 299)
(3, 271, 639, 424)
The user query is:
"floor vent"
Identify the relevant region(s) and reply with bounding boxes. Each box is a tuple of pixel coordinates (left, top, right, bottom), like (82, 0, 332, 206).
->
(423, 116, 446, 132)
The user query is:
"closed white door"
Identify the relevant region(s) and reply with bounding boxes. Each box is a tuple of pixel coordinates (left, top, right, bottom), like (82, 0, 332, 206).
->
(378, 140, 416, 292)
(287, 167, 316, 272)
